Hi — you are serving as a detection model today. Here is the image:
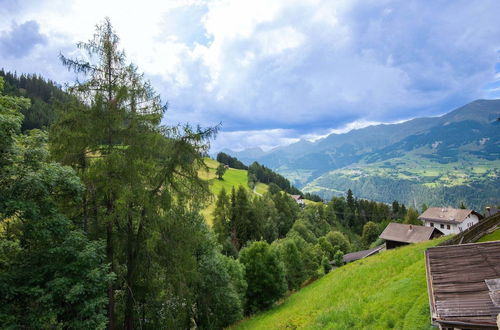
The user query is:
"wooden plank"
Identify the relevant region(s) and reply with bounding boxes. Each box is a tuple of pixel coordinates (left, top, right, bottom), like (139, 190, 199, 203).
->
(425, 241, 500, 326)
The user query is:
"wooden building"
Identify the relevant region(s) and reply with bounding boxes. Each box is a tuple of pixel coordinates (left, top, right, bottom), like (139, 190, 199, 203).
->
(379, 222, 443, 249)
(425, 241, 500, 329)
(341, 245, 384, 264)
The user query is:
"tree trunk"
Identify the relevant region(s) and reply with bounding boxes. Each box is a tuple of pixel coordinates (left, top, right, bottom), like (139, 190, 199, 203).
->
(124, 208, 135, 330)
(106, 203, 115, 330)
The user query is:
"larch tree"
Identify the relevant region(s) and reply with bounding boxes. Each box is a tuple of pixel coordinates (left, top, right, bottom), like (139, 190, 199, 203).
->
(50, 18, 217, 329)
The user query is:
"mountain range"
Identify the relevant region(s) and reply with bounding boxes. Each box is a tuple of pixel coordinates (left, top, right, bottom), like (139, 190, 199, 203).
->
(223, 99, 500, 210)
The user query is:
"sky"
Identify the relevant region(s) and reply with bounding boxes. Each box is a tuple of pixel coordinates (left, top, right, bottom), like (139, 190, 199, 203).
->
(1, 0, 500, 151)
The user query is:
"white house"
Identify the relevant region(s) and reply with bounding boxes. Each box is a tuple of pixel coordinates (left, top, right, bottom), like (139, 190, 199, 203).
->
(418, 207, 484, 235)
(291, 195, 305, 206)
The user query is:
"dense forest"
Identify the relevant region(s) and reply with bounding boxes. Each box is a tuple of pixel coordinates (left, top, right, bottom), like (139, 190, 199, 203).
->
(0, 69, 70, 131)
(216, 152, 248, 170)
(0, 19, 416, 329)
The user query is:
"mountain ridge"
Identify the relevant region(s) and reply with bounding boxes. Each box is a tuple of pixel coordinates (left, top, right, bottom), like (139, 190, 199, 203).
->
(224, 99, 500, 209)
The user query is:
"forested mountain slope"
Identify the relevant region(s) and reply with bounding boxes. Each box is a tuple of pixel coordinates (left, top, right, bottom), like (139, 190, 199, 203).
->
(226, 100, 500, 209)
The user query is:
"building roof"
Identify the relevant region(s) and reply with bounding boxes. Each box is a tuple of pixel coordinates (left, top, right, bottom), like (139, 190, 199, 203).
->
(485, 206, 500, 218)
(425, 241, 500, 329)
(342, 245, 384, 263)
(290, 195, 303, 201)
(419, 207, 483, 223)
(379, 222, 439, 244)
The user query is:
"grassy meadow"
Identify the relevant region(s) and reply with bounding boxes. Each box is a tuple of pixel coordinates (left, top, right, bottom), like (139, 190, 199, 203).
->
(199, 158, 267, 225)
(478, 228, 500, 242)
(232, 237, 448, 330)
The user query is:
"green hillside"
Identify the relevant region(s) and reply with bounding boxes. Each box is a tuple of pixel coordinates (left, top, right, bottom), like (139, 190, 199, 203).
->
(199, 158, 268, 224)
(232, 237, 447, 330)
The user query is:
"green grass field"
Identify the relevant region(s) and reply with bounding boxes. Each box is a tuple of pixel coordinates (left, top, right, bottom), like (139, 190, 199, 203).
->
(199, 158, 260, 225)
(231, 237, 447, 330)
(478, 228, 500, 242)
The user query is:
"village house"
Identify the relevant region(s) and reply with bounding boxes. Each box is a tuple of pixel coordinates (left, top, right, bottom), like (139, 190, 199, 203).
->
(425, 241, 500, 330)
(291, 195, 305, 206)
(379, 222, 443, 249)
(418, 207, 484, 235)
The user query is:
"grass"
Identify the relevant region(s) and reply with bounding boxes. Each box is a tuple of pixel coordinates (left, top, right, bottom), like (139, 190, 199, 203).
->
(254, 182, 269, 195)
(477, 228, 500, 242)
(199, 158, 261, 225)
(231, 237, 448, 330)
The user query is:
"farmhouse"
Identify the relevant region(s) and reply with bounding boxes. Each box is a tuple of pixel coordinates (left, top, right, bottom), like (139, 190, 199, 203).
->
(379, 222, 442, 249)
(419, 207, 484, 235)
(291, 195, 305, 206)
(425, 241, 500, 330)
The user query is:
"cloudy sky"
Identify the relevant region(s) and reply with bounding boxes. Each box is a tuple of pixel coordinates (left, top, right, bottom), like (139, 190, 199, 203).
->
(1, 0, 500, 151)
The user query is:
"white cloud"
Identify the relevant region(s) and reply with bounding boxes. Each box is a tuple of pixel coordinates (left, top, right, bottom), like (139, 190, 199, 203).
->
(1, 0, 500, 151)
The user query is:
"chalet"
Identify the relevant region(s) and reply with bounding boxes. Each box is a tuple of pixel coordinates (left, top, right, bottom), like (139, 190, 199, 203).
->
(291, 195, 305, 206)
(419, 207, 484, 235)
(379, 222, 442, 249)
(425, 241, 500, 330)
(341, 245, 384, 264)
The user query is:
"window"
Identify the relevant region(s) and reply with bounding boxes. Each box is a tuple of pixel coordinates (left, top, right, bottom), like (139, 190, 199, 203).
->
(459, 227, 463, 232)
(430, 222, 434, 227)
(447, 225, 450, 230)
(440, 224, 445, 229)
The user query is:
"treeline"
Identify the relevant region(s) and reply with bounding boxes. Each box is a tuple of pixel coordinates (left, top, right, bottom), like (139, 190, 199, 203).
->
(212, 186, 350, 314)
(314, 172, 500, 211)
(247, 161, 302, 195)
(0, 69, 69, 131)
(216, 152, 248, 170)
(208, 186, 413, 316)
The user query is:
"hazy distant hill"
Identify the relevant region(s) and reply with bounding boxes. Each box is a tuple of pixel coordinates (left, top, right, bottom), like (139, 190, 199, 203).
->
(224, 99, 500, 209)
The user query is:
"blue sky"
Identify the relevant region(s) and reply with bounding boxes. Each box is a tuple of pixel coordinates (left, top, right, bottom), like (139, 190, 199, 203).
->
(1, 0, 499, 151)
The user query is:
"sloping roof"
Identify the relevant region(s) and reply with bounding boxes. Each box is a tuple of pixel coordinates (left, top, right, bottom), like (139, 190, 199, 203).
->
(342, 245, 384, 263)
(486, 206, 500, 218)
(291, 195, 303, 200)
(379, 222, 438, 244)
(425, 241, 500, 329)
(419, 207, 483, 223)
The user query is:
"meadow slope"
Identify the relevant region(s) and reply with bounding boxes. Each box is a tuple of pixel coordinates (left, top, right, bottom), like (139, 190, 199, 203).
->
(199, 158, 268, 225)
(232, 237, 447, 330)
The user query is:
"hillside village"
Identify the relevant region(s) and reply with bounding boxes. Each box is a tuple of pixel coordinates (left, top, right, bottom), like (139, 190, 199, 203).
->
(210, 153, 500, 329)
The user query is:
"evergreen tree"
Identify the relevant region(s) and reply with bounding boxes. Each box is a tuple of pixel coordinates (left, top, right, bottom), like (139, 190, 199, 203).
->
(346, 189, 355, 211)
(50, 19, 216, 328)
(361, 221, 379, 247)
(403, 207, 421, 225)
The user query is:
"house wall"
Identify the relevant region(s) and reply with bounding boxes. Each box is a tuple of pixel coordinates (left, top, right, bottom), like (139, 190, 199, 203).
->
(385, 240, 409, 250)
(422, 214, 480, 235)
(423, 220, 456, 235)
(457, 214, 480, 233)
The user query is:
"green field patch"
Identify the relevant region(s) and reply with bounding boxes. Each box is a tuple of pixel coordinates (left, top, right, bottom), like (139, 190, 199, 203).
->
(478, 228, 500, 242)
(254, 182, 269, 195)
